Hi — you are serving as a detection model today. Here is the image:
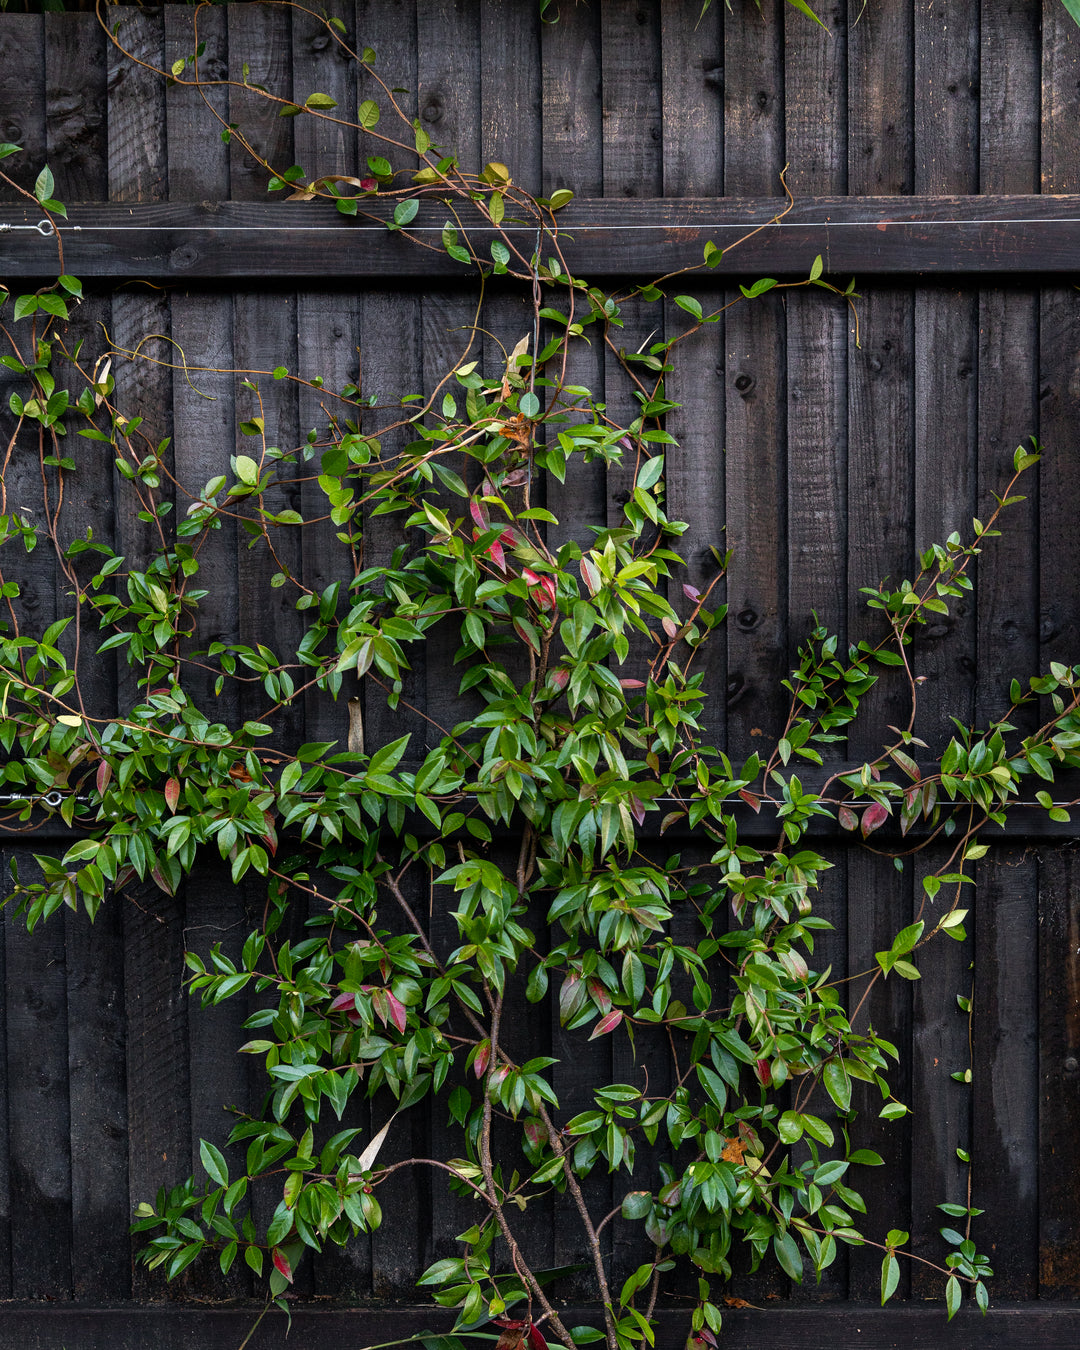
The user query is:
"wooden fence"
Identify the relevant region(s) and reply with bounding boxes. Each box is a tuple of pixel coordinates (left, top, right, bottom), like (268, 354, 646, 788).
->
(1, 0, 1079, 1345)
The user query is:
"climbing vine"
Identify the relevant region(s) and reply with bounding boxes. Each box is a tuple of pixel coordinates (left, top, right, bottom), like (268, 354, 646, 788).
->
(0, 4, 1074, 1346)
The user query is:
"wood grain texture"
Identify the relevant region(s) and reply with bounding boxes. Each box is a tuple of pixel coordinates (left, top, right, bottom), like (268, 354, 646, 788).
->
(541, 0, 602, 195)
(8, 196, 1080, 278)
(164, 5, 231, 201)
(5, 1302, 1080, 1350)
(107, 9, 167, 205)
(600, 0, 662, 199)
(0, 16, 45, 201)
(846, 0, 912, 196)
(1041, 0, 1080, 194)
(979, 0, 1039, 196)
(228, 2, 294, 203)
(46, 13, 108, 203)
(5, 854, 72, 1299)
(661, 0, 722, 197)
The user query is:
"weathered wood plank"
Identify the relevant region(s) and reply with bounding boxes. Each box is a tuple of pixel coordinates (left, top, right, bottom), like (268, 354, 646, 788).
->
(1041, 0, 1080, 194)
(46, 13, 108, 204)
(600, 0, 662, 199)
(1038, 849, 1080, 1298)
(292, 0, 357, 185)
(5, 855, 73, 1299)
(228, 2, 294, 202)
(540, 0, 602, 197)
(480, 0, 541, 193)
(660, 0, 722, 198)
(107, 9, 167, 205)
(164, 5, 231, 201)
(5, 1301, 1080, 1350)
(9, 197, 1080, 279)
(847, 0, 913, 195)
(0, 16, 46, 202)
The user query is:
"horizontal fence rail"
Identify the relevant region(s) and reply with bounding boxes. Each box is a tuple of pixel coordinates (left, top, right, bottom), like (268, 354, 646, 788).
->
(3, 196, 1080, 279)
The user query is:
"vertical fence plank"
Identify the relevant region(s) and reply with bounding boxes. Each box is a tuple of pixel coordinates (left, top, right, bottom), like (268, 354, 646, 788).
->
(228, 2, 294, 200)
(1038, 849, 1080, 1298)
(292, 0, 358, 184)
(540, 0, 601, 197)
(600, 0, 662, 200)
(722, 0, 787, 782)
(5, 856, 72, 1299)
(908, 0, 980, 1296)
(661, 0, 722, 198)
(46, 13, 107, 203)
(480, 0, 541, 192)
(107, 10, 167, 204)
(973, 7, 1040, 1287)
(844, 0, 915, 1300)
(164, 5, 231, 201)
(1041, 0, 1080, 195)
(0, 16, 45, 200)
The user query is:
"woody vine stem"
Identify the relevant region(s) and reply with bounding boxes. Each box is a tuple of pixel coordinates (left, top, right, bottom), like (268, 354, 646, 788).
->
(0, 3, 1076, 1346)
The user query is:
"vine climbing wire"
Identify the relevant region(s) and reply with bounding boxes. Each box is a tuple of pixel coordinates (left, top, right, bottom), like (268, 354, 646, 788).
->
(1, 5, 1077, 1346)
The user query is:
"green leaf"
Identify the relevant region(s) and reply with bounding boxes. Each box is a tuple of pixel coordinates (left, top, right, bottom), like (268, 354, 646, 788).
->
(369, 733, 410, 775)
(0, 143, 21, 161)
(636, 455, 664, 490)
(945, 1274, 962, 1320)
(34, 164, 55, 203)
(305, 92, 338, 109)
(359, 99, 380, 128)
(199, 1139, 229, 1188)
(880, 1253, 899, 1305)
(394, 197, 420, 227)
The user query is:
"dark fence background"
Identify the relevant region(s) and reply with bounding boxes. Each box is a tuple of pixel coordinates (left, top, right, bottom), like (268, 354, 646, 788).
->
(1, 1, 1079, 1345)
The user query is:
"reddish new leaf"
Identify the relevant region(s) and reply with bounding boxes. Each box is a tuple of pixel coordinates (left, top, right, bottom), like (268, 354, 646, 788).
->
(837, 804, 859, 831)
(271, 1246, 293, 1282)
(739, 789, 761, 814)
(861, 802, 889, 837)
(527, 1324, 549, 1350)
(473, 1040, 491, 1078)
(384, 990, 407, 1034)
(755, 1058, 773, 1087)
(164, 777, 181, 813)
(96, 759, 112, 794)
(589, 1008, 623, 1040)
(586, 976, 612, 1014)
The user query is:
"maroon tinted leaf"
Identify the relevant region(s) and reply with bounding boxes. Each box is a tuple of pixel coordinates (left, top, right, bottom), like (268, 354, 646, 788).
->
(384, 990, 407, 1034)
(861, 802, 889, 837)
(473, 1040, 491, 1078)
(164, 777, 181, 812)
(739, 789, 761, 814)
(589, 1009, 623, 1040)
(837, 804, 859, 831)
(272, 1246, 293, 1281)
(527, 1324, 549, 1350)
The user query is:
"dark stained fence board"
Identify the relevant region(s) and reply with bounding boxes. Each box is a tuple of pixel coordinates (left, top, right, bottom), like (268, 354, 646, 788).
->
(6, 197, 1080, 279)
(4, 1303, 1080, 1350)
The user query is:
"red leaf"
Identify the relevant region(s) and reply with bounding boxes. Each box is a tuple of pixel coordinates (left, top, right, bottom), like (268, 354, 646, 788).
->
(662, 616, 678, 640)
(755, 1058, 773, 1087)
(619, 678, 645, 689)
(837, 804, 859, 831)
(628, 795, 646, 826)
(738, 789, 761, 814)
(579, 555, 601, 596)
(164, 777, 180, 813)
(861, 802, 889, 837)
(587, 976, 612, 1014)
(474, 1040, 491, 1078)
(682, 584, 703, 604)
(359, 177, 377, 191)
(384, 990, 407, 1034)
(469, 498, 488, 530)
(527, 1324, 549, 1350)
(523, 568, 541, 586)
(589, 1008, 623, 1040)
(523, 1119, 548, 1150)
(96, 759, 112, 795)
(271, 1247, 293, 1282)
(551, 667, 570, 692)
(486, 537, 506, 572)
